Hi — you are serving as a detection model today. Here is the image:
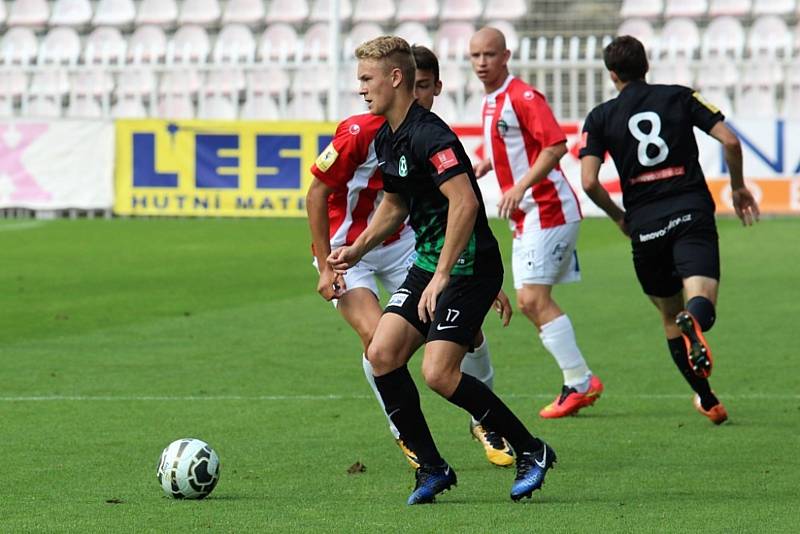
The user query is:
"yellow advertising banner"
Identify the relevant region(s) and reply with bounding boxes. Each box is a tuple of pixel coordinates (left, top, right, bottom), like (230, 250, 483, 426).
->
(114, 119, 336, 217)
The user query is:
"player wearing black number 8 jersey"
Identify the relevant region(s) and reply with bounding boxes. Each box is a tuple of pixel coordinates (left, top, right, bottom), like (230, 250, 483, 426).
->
(579, 36, 760, 425)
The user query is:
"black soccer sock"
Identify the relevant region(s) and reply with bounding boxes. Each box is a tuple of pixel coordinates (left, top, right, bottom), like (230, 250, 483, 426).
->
(448, 372, 542, 454)
(686, 296, 716, 332)
(667, 337, 718, 410)
(373, 365, 444, 467)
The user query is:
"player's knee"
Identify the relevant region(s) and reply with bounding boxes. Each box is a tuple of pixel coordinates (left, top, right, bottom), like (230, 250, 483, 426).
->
(517, 292, 546, 320)
(421, 361, 457, 396)
(687, 296, 716, 331)
(366, 343, 396, 375)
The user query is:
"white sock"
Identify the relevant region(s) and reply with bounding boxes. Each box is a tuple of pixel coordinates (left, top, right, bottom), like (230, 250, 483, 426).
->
(460, 336, 495, 426)
(539, 315, 591, 392)
(362, 354, 400, 439)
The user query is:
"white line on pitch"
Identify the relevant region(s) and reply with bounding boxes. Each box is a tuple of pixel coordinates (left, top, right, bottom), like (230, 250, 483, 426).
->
(0, 221, 46, 232)
(0, 393, 798, 402)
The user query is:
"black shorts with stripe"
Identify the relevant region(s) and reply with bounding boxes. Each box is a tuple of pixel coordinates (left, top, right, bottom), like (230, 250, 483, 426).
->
(629, 209, 720, 298)
(384, 265, 502, 350)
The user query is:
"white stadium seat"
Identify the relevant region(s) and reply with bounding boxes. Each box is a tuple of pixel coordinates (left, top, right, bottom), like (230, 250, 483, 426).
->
(648, 59, 693, 85)
(160, 69, 201, 95)
(394, 22, 433, 48)
(30, 71, 70, 94)
(351, 0, 395, 23)
(394, 0, 437, 22)
(431, 93, 458, 123)
(752, 0, 796, 15)
(137, 0, 178, 27)
(170, 25, 211, 63)
(259, 24, 300, 61)
(484, 0, 526, 21)
(84, 27, 128, 64)
(620, 0, 663, 18)
(0, 27, 39, 64)
(112, 95, 148, 118)
(266, 0, 309, 24)
(783, 85, 800, 118)
(695, 86, 733, 115)
(179, 0, 222, 27)
(67, 95, 103, 118)
(436, 22, 476, 58)
(309, 0, 352, 22)
(439, 63, 466, 94)
(695, 57, 738, 88)
(158, 93, 195, 118)
(0, 72, 28, 98)
(702, 16, 745, 58)
(346, 23, 384, 51)
(659, 17, 700, 58)
(206, 68, 246, 94)
(25, 95, 62, 117)
(291, 66, 330, 94)
(71, 70, 115, 96)
(241, 94, 281, 119)
(40, 27, 82, 64)
(738, 86, 777, 117)
(50, 0, 93, 27)
(748, 15, 792, 57)
(287, 93, 326, 120)
(93, 0, 136, 28)
(336, 92, 368, 119)
(487, 20, 519, 54)
(117, 70, 157, 96)
(664, 0, 708, 17)
(617, 19, 657, 52)
(213, 24, 256, 62)
(247, 68, 291, 95)
(440, 0, 483, 21)
(222, 0, 266, 25)
(708, 0, 751, 16)
(128, 25, 168, 63)
(302, 22, 330, 60)
(0, 2, 6, 25)
(7, 0, 50, 27)
(199, 94, 238, 119)
(464, 91, 484, 120)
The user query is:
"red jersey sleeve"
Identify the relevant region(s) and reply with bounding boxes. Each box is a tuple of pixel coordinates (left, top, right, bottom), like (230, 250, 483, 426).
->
(309, 115, 378, 189)
(512, 85, 567, 149)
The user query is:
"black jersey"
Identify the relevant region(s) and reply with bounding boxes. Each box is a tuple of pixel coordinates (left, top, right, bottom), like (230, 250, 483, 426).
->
(375, 102, 503, 276)
(579, 81, 724, 224)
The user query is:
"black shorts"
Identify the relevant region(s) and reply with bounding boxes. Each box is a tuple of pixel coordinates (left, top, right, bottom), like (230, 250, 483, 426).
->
(629, 210, 720, 298)
(384, 265, 502, 349)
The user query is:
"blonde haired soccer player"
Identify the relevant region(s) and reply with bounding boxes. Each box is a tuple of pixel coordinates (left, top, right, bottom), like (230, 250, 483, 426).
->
(329, 36, 556, 504)
(306, 45, 515, 469)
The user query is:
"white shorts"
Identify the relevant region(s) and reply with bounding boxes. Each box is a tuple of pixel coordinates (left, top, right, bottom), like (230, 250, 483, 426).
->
(511, 221, 581, 288)
(313, 230, 416, 306)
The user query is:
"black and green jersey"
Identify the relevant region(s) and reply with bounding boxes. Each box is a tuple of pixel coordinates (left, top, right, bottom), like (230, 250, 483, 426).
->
(375, 102, 503, 276)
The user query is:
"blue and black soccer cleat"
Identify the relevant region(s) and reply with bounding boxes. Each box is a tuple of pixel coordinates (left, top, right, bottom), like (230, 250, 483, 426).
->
(510, 443, 557, 501)
(407, 463, 457, 505)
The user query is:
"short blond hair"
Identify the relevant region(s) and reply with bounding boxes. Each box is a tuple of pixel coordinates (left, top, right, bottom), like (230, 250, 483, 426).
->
(355, 36, 416, 91)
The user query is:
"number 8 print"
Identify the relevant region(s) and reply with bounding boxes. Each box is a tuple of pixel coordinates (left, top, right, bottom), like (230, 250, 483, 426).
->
(628, 111, 669, 167)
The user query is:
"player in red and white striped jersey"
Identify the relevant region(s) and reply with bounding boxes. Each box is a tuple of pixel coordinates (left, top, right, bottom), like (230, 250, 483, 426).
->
(470, 27, 604, 419)
(306, 45, 514, 468)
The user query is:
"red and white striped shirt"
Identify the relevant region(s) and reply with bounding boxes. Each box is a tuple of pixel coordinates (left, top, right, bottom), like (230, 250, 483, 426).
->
(310, 113, 408, 248)
(482, 75, 582, 235)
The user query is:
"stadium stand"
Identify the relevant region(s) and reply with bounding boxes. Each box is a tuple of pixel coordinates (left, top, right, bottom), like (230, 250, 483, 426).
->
(0, 0, 796, 120)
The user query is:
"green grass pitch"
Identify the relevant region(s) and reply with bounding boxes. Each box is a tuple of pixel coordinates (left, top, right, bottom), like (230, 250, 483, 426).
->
(1, 217, 797, 533)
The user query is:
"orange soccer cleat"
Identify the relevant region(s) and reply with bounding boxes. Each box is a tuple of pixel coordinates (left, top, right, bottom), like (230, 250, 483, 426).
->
(539, 375, 604, 419)
(693, 394, 728, 425)
(676, 311, 714, 378)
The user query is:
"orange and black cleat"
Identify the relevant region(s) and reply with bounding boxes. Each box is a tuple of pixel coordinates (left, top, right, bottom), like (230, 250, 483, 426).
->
(676, 311, 713, 378)
(539, 375, 604, 419)
(693, 394, 728, 425)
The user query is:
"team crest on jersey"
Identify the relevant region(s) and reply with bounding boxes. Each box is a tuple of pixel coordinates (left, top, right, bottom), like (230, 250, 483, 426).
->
(348, 124, 361, 135)
(315, 142, 339, 172)
(399, 155, 408, 177)
(496, 119, 509, 137)
(523, 90, 534, 100)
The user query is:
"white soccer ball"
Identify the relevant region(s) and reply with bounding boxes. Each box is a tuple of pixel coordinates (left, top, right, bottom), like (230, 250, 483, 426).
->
(156, 438, 220, 499)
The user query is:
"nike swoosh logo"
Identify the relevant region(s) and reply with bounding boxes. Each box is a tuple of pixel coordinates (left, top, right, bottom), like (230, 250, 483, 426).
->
(436, 324, 458, 331)
(444, 466, 450, 476)
(534, 448, 547, 469)
(377, 161, 385, 166)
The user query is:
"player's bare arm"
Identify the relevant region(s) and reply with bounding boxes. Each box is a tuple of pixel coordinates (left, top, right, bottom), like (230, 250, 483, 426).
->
(417, 173, 479, 322)
(327, 192, 409, 272)
(708, 122, 760, 226)
(580, 154, 628, 235)
(497, 141, 567, 219)
(306, 177, 346, 300)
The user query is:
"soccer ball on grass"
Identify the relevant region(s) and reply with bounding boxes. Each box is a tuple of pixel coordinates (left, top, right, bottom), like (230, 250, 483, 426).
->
(156, 438, 220, 499)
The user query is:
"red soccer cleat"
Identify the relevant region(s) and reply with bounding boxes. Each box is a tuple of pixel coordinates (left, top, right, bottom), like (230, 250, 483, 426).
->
(676, 311, 714, 378)
(693, 394, 728, 425)
(539, 375, 604, 419)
